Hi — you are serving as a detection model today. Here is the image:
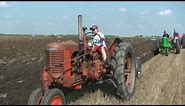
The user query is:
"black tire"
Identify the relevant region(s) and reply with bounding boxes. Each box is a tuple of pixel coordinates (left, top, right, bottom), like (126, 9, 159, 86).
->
(28, 88, 43, 105)
(111, 42, 136, 100)
(155, 39, 160, 55)
(165, 48, 168, 56)
(174, 39, 180, 54)
(176, 47, 180, 54)
(161, 47, 165, 55)
(40, 88, 66, 105)
(175, 44, 180, 54)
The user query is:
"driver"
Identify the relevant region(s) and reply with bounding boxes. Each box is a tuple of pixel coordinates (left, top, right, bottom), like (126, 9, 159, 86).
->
(162, 30, 170, 38)
(89, 25, 107, 64)
(173, 29, 180, 44)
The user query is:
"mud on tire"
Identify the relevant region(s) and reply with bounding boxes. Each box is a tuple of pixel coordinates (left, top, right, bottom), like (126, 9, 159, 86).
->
(111, 42, 136, 100)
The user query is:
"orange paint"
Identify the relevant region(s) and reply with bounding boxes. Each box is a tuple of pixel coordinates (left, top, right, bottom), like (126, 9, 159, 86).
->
(65, 49, 71, 79)
(41, 68, 52, 92)
(50, 96, 62, 105)
(74, 85, 82, 90)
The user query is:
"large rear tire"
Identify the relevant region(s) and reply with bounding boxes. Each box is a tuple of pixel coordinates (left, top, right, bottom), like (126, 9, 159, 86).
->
(111, 42, 136, 100)
(175, 43, 180, 54)
(28, 88, 43, 105)
(40, 88, 66, 105)
(176, 46, 180, 54)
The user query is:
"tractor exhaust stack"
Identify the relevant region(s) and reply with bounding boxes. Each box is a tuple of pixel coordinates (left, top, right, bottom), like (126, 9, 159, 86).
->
(78, 15, 83, 53)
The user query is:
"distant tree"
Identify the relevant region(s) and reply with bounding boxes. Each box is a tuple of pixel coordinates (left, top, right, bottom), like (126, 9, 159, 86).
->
(134, 35, 139, 37)
(140, 35, 143, 37)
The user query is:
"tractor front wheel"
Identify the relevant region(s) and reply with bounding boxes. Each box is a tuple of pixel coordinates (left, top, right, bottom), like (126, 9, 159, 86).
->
(28, 88, 43, 105)
(40, 88, 66, 105)
(165, 47, 168, 56)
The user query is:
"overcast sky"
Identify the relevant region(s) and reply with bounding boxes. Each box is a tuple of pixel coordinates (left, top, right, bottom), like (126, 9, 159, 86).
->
(0, 1, 185, 36)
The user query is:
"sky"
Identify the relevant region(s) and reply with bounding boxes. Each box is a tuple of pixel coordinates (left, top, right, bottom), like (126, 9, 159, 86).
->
(0, 1, 185, 36)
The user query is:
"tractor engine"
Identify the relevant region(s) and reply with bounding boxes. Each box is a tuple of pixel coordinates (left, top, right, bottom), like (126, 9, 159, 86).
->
(41, 40, 79, 91)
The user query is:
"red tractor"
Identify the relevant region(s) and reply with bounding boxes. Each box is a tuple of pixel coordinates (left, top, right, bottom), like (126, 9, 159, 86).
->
(28, 15, 141, 105)
(171, 29, 180, 54)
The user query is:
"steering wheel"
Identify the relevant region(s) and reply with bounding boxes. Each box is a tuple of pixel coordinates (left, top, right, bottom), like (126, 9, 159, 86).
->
(85, 31, 94, 47)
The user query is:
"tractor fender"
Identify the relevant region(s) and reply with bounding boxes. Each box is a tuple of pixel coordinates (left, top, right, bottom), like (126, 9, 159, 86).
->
(108, 37, 123, 58)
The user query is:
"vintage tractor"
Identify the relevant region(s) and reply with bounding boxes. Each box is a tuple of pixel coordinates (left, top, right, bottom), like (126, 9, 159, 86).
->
(171, 29, 180, 54)
(159, 36, 172, 56)
(28, 15, 141, 105)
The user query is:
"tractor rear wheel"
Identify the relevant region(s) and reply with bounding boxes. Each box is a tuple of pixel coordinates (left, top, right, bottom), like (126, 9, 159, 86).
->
(28, 88, 43, 105)
(40, 88, 66, 105)
(111, 42, 136, 100)
(175, 43, 180, 54)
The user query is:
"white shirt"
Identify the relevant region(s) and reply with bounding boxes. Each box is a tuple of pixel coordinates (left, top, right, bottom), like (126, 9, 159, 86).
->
(92, 32, 106, 47)
(174, 36, 179, 43)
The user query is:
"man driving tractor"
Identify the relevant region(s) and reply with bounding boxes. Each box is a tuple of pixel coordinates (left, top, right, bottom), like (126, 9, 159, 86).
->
(173, 28, 180, 43)
(172, 28, 181, 54)
(89, 25, 108, 65)
(162, 30, 170, 38)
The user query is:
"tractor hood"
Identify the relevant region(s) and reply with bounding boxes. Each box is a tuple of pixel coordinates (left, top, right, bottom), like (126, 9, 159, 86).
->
(46, 40, 79, 56)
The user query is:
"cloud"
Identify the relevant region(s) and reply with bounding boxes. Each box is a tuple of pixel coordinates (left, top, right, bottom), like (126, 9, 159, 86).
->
(157, 9, 172, 16)
(140, 11, 149, 15)
(0, 1, 9, 7)
(119, 7, 127, 12)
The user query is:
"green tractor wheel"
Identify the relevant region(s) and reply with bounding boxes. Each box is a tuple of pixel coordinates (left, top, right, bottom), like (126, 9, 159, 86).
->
(165, 47, 168, 56)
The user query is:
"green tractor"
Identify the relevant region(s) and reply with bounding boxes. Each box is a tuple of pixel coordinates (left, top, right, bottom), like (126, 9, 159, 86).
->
(160, 36, 172, 56)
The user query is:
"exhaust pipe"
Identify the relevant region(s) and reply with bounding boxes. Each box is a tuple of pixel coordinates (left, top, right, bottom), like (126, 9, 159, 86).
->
(78, 15, 82, 41)
(78, 15, 83, 52)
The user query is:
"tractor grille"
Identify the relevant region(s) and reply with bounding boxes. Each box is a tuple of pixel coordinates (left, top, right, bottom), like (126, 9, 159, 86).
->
(46, 49, 65, 74)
